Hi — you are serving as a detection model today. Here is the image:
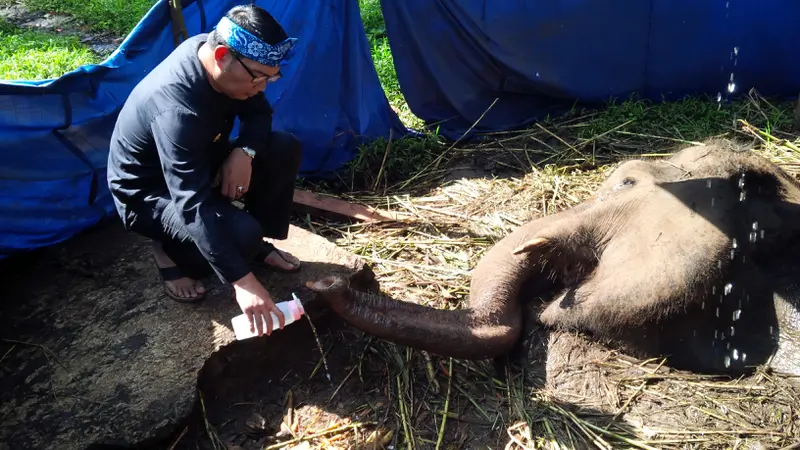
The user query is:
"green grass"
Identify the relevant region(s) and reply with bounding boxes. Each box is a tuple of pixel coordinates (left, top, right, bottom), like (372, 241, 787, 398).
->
(573, 92, 796, 143)
(358, 0, 420, 127)
(9, 0, 157, 35)
(358, 0, 397, 98)
(0, 19, 102, 80)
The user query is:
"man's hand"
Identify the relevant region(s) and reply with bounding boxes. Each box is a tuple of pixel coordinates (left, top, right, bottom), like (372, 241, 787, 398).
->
(233, 273, 286, 336)
(220, 147, 253, 200)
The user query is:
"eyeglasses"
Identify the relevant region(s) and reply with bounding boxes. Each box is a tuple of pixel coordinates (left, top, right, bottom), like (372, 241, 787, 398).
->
(231, 51, 282, 84)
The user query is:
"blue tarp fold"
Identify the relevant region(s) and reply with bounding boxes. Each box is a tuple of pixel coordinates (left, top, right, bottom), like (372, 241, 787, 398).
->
(0, 0, 406, 258)
(380, 0, 800, 140)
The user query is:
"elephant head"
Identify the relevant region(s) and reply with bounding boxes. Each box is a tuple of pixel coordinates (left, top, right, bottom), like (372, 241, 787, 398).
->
(306, 139, 800, 376)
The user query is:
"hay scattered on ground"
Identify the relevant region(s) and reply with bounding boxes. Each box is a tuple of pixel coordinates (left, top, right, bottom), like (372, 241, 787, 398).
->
(270, 90, 800, 450)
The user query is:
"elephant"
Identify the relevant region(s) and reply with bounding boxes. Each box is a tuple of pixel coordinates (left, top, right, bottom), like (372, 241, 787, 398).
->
(305, 138, 800, 376)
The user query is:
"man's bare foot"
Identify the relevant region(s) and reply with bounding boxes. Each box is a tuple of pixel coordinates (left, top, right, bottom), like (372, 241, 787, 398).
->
(255, 240, 301, 273)
(152, 242, 206, 301)
(263, 247, 301, 271)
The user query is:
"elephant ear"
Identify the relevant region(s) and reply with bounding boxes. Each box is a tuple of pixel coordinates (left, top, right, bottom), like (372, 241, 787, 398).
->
(510, 213, 593, 258)
(510, 223, 574, 256)
(510, 213, 596, 257)
(512, 237, 551, 255)
(509, 222, 601, 287)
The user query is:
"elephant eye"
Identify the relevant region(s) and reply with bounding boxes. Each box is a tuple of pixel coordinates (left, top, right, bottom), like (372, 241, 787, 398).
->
(613, 177, 636, 191)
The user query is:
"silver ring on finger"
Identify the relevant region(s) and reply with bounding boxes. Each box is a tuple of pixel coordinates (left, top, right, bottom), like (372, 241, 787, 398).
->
(237, 185, 244, 193)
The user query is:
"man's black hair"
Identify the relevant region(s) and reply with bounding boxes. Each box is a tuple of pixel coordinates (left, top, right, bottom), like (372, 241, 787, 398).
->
(207, 4, 289, 49)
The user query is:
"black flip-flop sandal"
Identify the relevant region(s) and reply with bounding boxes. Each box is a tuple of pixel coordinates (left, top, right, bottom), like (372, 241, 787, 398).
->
(154, 259, 207, 303)
(253, 241, 301, 273)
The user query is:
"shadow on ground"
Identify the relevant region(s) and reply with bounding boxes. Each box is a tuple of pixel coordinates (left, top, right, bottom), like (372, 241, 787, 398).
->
(0, 218, 375, 450)
(143, 311, 651, 450)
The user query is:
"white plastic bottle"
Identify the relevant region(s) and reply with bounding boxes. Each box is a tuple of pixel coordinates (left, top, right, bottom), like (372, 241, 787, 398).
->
(231, 293, 306, 340)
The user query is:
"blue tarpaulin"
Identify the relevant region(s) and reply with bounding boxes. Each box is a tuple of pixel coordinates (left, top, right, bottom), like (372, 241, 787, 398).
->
(380, 0, 800, 140)
(0, 0, 406, 258)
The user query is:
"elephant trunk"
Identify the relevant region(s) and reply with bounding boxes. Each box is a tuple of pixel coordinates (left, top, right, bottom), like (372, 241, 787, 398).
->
(306, 274, 523, 360)
(306, 208, 596, 360)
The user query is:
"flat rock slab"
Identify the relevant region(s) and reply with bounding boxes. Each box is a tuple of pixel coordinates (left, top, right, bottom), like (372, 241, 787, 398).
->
(0, 220, 375, 450)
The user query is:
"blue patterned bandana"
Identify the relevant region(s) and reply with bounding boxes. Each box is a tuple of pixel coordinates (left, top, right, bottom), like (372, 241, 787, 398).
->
(214, 16, 298, 67)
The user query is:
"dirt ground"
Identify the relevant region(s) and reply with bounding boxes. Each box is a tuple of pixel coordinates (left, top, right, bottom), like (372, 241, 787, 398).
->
(172, 317, 512, 450)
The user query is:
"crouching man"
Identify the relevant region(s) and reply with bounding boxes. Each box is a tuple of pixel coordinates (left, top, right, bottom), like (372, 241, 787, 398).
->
(107, 3, 303, 336)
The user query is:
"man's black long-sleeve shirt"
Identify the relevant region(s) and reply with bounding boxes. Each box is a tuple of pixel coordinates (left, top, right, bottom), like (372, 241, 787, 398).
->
(107, 34, 272, 283)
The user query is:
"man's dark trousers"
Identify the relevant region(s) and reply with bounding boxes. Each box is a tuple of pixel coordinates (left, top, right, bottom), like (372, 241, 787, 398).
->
(126, 130, 302, 281)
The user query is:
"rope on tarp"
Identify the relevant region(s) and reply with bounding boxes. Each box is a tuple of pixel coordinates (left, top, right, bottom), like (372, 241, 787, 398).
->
(169, 0, 189, 47)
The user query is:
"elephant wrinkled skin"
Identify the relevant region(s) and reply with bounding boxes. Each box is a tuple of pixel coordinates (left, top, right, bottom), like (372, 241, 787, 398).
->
(307, 139, 800, 376)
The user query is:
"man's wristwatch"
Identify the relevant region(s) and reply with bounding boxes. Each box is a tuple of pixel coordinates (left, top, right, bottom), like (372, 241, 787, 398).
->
(240, 146, 256, 159)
